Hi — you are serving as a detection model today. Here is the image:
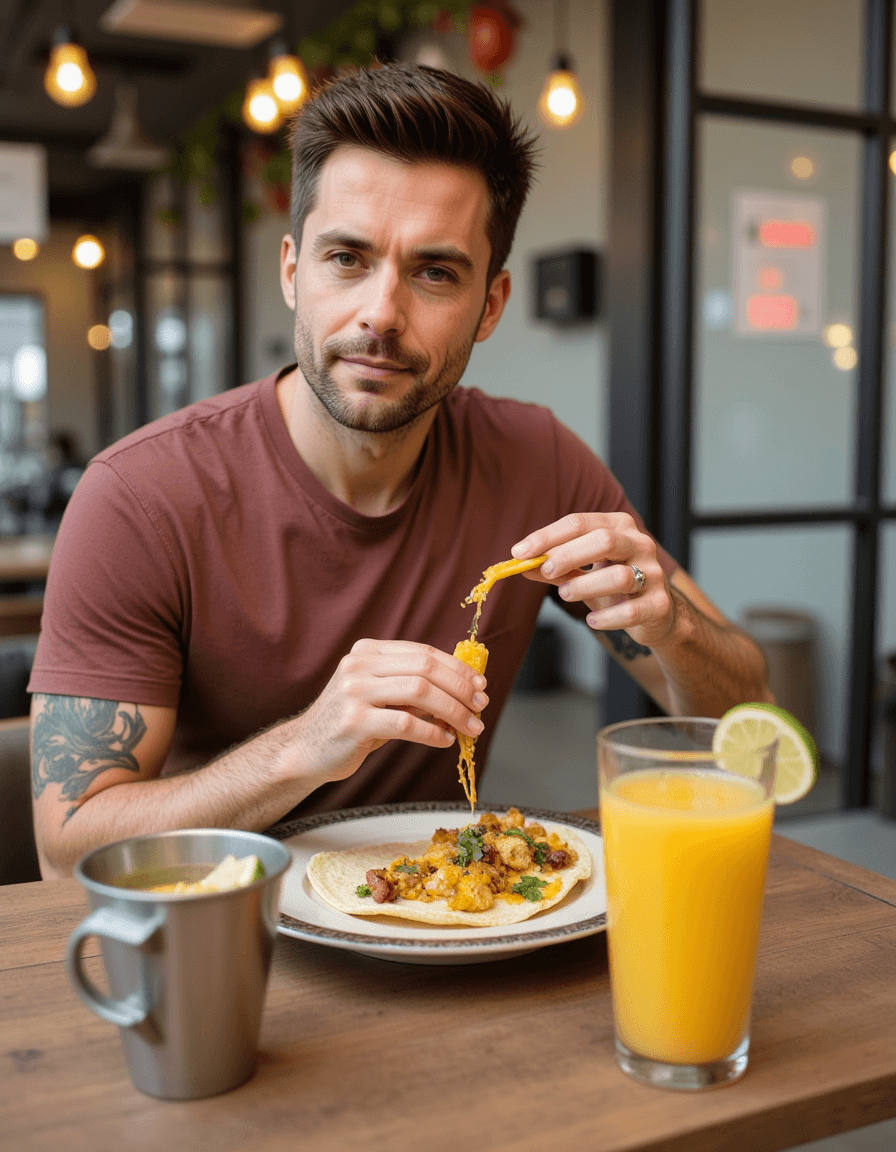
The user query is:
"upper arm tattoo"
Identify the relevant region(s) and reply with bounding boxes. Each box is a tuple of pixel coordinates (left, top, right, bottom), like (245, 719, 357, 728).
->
(605, 630, 652, 661)
(32, 695, 147, 821)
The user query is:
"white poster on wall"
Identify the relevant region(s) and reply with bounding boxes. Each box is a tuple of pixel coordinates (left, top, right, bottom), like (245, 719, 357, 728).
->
(732, 189, 824, 337)
(0, 143, 48, 243)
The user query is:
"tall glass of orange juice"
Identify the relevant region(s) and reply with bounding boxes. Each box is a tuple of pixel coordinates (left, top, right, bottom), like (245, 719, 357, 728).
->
(598, 717, 777, 1090)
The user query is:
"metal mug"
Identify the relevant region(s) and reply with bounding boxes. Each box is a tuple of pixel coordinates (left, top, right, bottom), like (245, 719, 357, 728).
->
(66, 828, 291, 1100)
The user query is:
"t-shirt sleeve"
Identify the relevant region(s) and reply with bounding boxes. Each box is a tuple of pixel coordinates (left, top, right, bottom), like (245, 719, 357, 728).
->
(28, 460, 186, 707)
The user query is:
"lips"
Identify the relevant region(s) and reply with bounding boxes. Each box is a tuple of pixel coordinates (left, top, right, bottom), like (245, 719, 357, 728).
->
(342, 357, 409, 372)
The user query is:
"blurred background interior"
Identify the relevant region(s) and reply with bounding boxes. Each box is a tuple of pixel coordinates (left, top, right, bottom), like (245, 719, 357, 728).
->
(1, 4, 895, 1144)
(0, 1, 894, 864)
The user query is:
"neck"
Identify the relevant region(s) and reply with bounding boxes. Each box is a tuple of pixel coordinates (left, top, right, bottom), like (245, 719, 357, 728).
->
(276, 368, 437, 517)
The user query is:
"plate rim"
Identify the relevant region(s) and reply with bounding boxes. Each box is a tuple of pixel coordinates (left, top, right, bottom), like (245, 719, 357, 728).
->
(270, 801, 606, 953)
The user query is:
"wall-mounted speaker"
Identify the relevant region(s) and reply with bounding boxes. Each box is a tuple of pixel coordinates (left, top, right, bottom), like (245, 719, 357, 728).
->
(532, 247, 600, 325)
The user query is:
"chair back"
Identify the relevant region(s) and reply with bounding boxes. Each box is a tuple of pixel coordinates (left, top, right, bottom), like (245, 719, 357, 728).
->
(0, 715, 41, 884)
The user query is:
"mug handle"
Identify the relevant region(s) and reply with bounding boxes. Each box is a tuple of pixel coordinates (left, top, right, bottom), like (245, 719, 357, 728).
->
(66, 905, 166, 1028)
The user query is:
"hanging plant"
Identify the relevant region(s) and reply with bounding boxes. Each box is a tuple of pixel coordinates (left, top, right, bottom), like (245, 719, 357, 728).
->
(162, 0, 484, 222)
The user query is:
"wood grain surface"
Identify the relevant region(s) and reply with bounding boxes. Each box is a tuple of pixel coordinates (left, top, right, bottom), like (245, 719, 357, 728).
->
(2, 826, 895, 1152)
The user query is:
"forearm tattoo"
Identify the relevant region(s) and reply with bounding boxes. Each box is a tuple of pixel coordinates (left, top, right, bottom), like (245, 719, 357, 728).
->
(606, 630, 652, 661)
(32, 695, 146, 823)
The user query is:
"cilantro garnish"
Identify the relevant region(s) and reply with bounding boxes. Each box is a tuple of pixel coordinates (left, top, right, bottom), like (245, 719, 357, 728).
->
(356, 885, 372, 898)
(534, 842, 550, 867)
(454, 825, 487, 867)
(394, 863, 418, 874)
(512, 875, 549, 902)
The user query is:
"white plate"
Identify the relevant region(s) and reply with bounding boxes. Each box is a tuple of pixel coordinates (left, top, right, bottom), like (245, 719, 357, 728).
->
(272, 802, 606, 965)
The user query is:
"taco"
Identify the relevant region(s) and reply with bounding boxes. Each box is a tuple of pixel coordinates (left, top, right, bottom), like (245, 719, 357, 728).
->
(306, 808, 592, 927)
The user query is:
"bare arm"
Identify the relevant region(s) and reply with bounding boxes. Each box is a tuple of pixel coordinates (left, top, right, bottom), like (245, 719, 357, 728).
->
(32, 639, 489, 878)
(512, 514, 773, 717)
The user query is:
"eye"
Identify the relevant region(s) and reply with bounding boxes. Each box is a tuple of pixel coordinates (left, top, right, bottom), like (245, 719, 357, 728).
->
(420, 266, 453, 283)
(332, 251, 359, 269)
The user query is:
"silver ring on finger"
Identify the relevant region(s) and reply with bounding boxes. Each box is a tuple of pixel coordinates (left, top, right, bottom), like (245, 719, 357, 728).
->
(629, 564, 646, 595)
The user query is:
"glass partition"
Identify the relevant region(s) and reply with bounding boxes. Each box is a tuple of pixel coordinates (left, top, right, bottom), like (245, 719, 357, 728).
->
(0, 295, 47, 535)
(189, 277, 232, 402)
(695, 117, 860, 511)
(692, 524, 852, 814)
(701, 0, 865, 110)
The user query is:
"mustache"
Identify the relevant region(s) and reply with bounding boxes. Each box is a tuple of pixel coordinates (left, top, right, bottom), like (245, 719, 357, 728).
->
(322, 336, 428, 375)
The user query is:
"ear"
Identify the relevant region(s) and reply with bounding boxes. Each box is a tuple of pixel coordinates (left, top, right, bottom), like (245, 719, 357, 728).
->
(474, 270, 511, 343)
(280, 234, 297, 310)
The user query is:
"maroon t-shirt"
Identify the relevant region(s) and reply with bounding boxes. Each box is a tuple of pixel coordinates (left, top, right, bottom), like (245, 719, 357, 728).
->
(30, 371, 677, 816)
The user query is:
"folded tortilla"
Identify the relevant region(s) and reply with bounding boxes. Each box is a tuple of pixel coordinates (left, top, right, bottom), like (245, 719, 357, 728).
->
(306, 823, 592, 928)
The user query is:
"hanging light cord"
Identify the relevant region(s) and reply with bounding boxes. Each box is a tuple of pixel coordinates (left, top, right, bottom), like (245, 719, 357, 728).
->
(553, 0, 572, 71)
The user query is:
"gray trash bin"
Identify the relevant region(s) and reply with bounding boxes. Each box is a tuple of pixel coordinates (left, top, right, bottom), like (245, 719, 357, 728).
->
(877, 655, 896, 820)
(739, 607, 818, 737)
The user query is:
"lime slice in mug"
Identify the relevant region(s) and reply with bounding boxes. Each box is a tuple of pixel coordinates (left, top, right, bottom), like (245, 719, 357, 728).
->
(200, 854, 265, 891)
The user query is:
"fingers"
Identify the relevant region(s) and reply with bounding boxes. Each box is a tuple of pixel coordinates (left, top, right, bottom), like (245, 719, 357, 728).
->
(512, 513, 675, 645)
(513, 513, 651, 583)
(557, 557, 661, 606)
(350, 638, 488, 691)
(339, 640, 489, 740)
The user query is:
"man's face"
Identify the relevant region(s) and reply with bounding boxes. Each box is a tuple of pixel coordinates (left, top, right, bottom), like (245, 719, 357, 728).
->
(280, 146, 510, 434)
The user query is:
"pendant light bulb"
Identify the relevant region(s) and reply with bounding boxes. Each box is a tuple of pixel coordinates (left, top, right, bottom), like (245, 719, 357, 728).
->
(268, 45, 308, 114)
(44, 27, 96, 108)
(242, 77, 284, 134)
(538, 54, 582, 129)
(72, 235, 105, 269)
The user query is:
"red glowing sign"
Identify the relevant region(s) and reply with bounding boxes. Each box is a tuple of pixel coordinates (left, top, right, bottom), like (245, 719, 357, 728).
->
(758, 266, 783, 290)
(746, 294, 798, 330)
(758, 219, 816, 249)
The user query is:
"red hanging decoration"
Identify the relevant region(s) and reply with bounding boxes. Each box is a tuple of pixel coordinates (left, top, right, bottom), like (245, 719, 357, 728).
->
(467, 1, 521, 74)
(432, 9, 454, 35)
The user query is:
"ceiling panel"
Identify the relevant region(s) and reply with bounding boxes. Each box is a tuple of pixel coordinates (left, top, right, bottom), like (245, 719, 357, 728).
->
(0, 0, 357, 207)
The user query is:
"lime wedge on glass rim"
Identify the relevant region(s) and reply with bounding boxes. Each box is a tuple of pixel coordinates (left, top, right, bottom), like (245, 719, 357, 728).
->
(712, 702, 819, 804)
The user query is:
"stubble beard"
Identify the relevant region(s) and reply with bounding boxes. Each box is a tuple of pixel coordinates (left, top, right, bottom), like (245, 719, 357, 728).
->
(293, 316, 478, 435)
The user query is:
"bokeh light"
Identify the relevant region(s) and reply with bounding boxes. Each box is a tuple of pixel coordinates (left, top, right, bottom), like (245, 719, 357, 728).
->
(790, 155, 815, 179)
(823, 323, 853, 349)
(12, 239, 38, 261)
(87, 324, 112, 350)
(72, 235, 105, 269)
(833, 346, 858, 371)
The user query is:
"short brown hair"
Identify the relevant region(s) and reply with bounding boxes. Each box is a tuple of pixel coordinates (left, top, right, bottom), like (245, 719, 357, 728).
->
(288, 62, 538, 284)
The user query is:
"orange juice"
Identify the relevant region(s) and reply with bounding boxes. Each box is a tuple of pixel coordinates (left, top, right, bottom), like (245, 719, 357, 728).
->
(600, 768, 774, 1065)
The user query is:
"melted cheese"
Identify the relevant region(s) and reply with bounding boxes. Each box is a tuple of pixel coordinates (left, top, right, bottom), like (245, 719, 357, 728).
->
(451, 555, 548, 810)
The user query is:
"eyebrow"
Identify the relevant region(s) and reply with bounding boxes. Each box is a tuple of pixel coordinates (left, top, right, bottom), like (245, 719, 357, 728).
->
(311, 229, 476, 275)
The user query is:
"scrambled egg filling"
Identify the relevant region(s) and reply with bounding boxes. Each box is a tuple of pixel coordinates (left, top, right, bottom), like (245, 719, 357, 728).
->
(360, 809, 577, 913)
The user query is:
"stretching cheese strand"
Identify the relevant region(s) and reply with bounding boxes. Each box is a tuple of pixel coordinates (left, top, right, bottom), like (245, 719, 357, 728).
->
(451, 554, 547, 811)
(452, 638, 489, 812)
(462, 555, 548, 639)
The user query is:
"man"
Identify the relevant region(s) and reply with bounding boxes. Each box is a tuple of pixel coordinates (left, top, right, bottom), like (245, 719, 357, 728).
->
(29, 63, 771, 878)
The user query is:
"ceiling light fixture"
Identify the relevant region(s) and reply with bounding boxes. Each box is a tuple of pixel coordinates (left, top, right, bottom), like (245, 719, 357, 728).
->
(538, 1, 583, 129)
(72, 235, 105, 269)
(44, 25, 96, 108)
(100, 0, 282, 48)
(88, 82, 170, 170)
(267, 40, 308, 115)
(242, 76, 283, 134)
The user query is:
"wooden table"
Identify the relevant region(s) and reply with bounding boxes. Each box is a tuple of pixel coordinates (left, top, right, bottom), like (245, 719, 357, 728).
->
(2, 828, 896, 1152)
(0, 534, 54, 583)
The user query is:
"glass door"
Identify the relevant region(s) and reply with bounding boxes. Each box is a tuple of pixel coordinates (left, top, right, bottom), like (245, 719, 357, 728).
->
(608, 0, 895, 814)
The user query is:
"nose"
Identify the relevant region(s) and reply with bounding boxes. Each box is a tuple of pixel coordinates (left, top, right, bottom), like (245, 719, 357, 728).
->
(358, 266, 406, 338)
